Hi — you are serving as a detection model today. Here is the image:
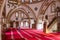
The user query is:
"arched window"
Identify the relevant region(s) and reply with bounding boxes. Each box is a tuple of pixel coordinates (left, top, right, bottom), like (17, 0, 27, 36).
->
(25, 21, 29, 27)
(3, 18, 5, 23)
(30, 0, 32, 3)
(31, 19, 34, 24)
(21, 22, 23, 27)
(16, 12, 18, 17)
(16, 12, 19, 20)
(22, 0, 25, 2)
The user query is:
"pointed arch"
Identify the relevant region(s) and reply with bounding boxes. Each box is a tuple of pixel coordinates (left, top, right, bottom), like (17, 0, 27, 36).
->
(6, 8, 30, 23)
(20, 4, 37, 20)
(38, 0, 55, 19)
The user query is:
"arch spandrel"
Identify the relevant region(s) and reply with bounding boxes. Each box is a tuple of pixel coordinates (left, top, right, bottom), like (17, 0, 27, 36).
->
(6, 8, 30, 23)
(6, 4, 36, 21)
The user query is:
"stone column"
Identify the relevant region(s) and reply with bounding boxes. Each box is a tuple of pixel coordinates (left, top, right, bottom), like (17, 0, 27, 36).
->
(24, 21, 26, 28)
(0, 20, 2, 40)
(0, 0, 6, 40)
(32, 20, 37, 29)
(57, 12, 60, 32)
(43, 21, 47, 33)
(30, 23, 32, 29)
(56, 7, 60, 32)
(29, 22, 30, 29)
(19, 21, 21, 28)
(13, 22, 16, 28)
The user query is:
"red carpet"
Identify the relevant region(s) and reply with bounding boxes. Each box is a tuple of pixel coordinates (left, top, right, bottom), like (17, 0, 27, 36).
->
(5, 28, 60, 40)
(12, 29, 22, 40)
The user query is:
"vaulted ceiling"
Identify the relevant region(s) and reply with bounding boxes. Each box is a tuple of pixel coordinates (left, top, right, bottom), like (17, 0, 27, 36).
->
(0, 0, 60, 20)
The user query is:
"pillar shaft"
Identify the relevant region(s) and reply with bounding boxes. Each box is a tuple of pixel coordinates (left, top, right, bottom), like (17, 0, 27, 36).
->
(57, 16, 60, 32)
(0, 0, 6, 40)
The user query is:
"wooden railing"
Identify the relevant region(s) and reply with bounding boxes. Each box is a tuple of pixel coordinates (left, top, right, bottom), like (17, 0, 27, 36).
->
(48, 16, 57, 28)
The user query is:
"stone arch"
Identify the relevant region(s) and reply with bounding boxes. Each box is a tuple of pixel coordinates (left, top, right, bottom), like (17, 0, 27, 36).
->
(6, 8, 30, 23)
(7, 4, 36, 20)
(20, 4, 37, 20)
(38, 0, 55, 18)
